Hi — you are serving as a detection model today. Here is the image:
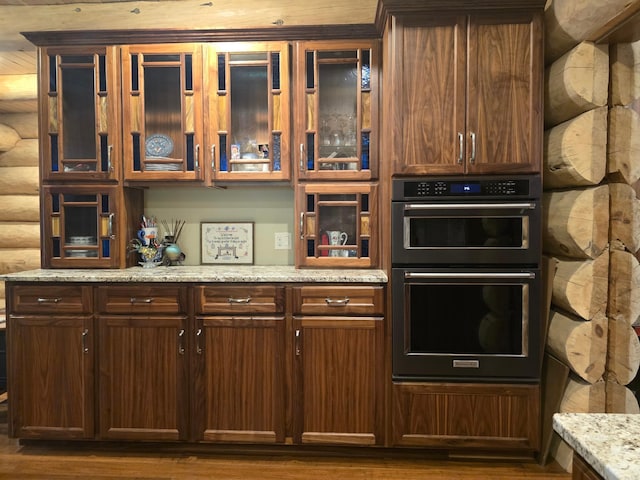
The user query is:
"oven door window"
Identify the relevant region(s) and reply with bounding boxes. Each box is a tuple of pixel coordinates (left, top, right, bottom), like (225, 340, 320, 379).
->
(408, 282, 527, 355)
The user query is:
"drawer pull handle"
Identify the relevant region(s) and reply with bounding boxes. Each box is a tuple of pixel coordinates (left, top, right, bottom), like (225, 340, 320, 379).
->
(37, 297, 61, 304)
(178, 329, 185, 355)
(130, 297, 153, 304)
(82, 329, 89, 354)
(325, 297, 350, 306)
(196, 328, 203, 355)
(228, 297, 251, 304)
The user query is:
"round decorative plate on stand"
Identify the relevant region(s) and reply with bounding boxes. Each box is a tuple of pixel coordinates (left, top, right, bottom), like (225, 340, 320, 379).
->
(145, 134, 174, 158)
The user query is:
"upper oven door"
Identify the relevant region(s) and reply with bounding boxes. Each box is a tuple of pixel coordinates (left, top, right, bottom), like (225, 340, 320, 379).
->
(392, 200, 541, 265)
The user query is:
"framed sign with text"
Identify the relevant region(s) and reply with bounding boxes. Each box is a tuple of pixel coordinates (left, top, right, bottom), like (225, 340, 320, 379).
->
(201, 222, 254, 265)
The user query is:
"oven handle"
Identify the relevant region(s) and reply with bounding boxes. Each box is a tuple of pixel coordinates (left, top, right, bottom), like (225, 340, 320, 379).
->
(403, 202, 536, 211)
(404, 272, 536, 279)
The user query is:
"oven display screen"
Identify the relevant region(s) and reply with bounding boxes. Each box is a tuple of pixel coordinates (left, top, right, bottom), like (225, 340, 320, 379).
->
(450, 182, 481, 194)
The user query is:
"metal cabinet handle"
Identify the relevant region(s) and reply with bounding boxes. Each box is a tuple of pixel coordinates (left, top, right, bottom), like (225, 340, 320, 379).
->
(211, 144, 216, 172)
(457, 132, 464, 165)
(299, 212, 305, 240)
(196, 328, 203, 355)
(469, 132, 476, 164)
(178, 329, 185, 355)
(404, 272, 535, 279)
(299, 143, 305, 172)
(195, 144, 200, 172)
(82, 328, 89, 354)
(227, 297, 251, 304)
(295, 329, 301, 356)
(107, 144, 114, 172)
(37, 297, 61, 304)
(108, 213, 115, 239)
(325, 297, 350, 307)
(130, 297, 153, 304)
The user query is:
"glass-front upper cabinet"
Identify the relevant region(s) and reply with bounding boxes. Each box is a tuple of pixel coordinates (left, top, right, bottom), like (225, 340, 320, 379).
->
(203, 42, 290, 182)
(40, 47, 120, 181)
(122, 44, 204, 182)
(296, 182, 378, 268)
(294, 40, 378, 180)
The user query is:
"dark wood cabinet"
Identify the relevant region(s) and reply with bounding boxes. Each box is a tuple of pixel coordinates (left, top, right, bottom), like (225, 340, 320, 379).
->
(572, 452, 603, 480)
(7, 285, 94, 440)
(384, 11, 542, 175)
(292, 286, 384, 446)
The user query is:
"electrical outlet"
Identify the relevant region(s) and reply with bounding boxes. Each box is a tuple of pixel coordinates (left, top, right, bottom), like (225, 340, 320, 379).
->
(274, 232, 291, 250)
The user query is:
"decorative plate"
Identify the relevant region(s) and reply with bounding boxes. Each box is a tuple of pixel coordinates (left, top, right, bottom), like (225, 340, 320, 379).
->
(145, 134, 174, 158)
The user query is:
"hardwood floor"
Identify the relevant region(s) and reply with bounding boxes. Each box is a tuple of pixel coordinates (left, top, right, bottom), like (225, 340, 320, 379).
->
(0, 403, 569, 480)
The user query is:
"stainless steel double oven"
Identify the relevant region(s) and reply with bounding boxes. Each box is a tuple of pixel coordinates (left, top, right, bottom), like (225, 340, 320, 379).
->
(391, 175, 542, 382)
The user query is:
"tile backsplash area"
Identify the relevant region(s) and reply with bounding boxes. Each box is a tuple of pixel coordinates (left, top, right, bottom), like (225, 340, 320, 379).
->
(145, 185, 295, 266)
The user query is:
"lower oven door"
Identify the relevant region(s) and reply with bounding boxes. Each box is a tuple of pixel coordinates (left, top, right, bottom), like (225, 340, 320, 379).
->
(392, 267, 541, 382)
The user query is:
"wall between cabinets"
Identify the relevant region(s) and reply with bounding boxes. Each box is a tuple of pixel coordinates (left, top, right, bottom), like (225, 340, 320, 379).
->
(145, 185, 295, 266)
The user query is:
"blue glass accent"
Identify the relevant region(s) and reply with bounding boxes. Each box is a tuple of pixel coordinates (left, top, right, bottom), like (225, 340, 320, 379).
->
(272, 133, 281, 171)
(51, 193, 60, 213)
(361, 50, 371, 90)
(306, 133, 314, 170)
(100, 135, 108, 172)
(102, 238, 110, 258)
(361, 132, 370, 170)
(98, 54, 106, 92)
(271, 52, 280, 90)
(217, 54, 226, 91)
(306, 51, 314, 89)
(49, 55, 57, 92)
(50, 135, 59, 172)
(307, 239, 315, 257)
(186, 134, 194, 171)
(132, 134, 141, 171)
(361, 238, 369, 257)
(219, 135, 227, 171)
(131, 54, 139, 91)
(185, 54, 193, 90)
(52, 238, 60, 258)
(101, 194, 109, 213)
(361, 193, 369, 212)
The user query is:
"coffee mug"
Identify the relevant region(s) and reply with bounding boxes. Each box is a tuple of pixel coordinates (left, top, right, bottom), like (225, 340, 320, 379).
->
(326, 230, 347, 257)
(138, 227, 158, 246)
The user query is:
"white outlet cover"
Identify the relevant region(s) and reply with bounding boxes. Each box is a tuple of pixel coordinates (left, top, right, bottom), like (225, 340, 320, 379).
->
(274, 232, 291, 250)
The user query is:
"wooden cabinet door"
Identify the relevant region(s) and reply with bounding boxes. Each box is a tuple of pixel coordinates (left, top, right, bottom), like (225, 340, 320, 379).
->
(192, 315, 285, 443)
(98, 315, 189, 441)
(292, 315, 384, 446)
(8, 314, 94, 439)
(466, 12, 542, 174)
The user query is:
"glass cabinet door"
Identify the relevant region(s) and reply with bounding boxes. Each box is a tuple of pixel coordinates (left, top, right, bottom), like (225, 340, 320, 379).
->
(296, 183, 377, 267)
(42, 185, 119, 268)
(122, 44, 204, 181)
(204, 42, 290, 182)
(41, 47, 119, 181)
(294, 40, 378, 180)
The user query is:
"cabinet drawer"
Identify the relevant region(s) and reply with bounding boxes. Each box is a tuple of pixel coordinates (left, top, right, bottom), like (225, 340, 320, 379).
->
(195, 285, 284, 314)
(97, 285, 187, 314)
(293, 285, 384, 316)
(11, 285, 92, 314)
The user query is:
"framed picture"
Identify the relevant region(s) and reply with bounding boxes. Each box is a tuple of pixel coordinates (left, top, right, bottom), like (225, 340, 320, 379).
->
(201, 222, 254, 265)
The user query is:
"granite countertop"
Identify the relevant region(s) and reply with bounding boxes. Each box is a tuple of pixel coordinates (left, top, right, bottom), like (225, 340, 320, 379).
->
(553, 413, 640, 480)
(0, 266, 388, 284)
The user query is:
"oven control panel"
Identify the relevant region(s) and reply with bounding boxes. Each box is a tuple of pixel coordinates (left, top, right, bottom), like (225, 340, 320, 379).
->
(393, 176, 540, 200)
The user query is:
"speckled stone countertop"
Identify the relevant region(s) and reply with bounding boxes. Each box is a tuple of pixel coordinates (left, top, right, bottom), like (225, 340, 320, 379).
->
(553, 413, 640, 480)
(0, 266, 388, 283)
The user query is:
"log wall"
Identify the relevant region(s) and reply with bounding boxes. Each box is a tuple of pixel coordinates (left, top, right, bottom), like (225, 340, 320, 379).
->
(544, 0, 640, 471)
(0, 55, 40, 318)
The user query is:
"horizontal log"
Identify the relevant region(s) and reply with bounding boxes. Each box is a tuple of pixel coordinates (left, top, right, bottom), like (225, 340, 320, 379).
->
(546, 310, 607, 384)
(544, 0, 632, 63)
(0, 166, 39, 195)
(0, 139, 39, 167)
(560, 375, 606, 413)
(544, 42, 609, 128)
(0, 100, 38, 115)
(0, 123, 20, 153)
(542, 185, 609, 260)
(543, 107, 607, 189)
(0, 74, 37, 102)
(611, 42, 640, 106)
(0, 195, 40, 222)
(552, 251, 609, 320)
(0, 222, 40, 249)
(0, 247, 40, 274)
(608, 106, 640, 185)
(610, 182, 640, 254)
(608, 249, 640, 324)
(606, 318, 640, 385)
(0, 113, 38, 139)
(606, 381, 640, 413)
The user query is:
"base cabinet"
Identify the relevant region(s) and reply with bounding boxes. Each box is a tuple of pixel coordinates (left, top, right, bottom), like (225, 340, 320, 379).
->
(392, 382, 540, 451)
